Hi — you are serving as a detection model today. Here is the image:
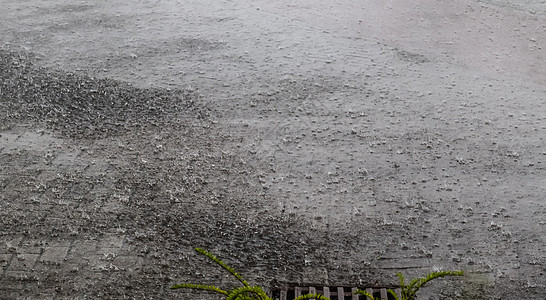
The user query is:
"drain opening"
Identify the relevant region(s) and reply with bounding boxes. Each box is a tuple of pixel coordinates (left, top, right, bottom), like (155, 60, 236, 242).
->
(271, 285, 401, 300)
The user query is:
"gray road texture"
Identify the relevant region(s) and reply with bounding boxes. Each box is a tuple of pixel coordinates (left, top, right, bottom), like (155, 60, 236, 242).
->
(1, 0, 545, 299)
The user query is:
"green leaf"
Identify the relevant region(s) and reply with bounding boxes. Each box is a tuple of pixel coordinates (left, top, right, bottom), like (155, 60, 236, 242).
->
(387, 289, 400, 300)
(170, 283, 228, 295)
(402, 270, 463, 300)
(354, 289, 379, 300)
(294, 293, 330, 300)
(226, 286, 271, 300)
(195, 248, 250, 287)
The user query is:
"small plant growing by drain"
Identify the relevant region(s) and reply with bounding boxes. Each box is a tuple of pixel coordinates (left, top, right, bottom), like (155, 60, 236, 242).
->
(171, 248, 269, 300)
(172, 248, 462, 300)
(354, 270, 464, 300)
(171, 248, 324, 300)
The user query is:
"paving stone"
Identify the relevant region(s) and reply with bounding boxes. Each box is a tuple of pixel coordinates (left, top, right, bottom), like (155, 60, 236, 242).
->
(98, 234, 125, 249)
(86, 255, 117, 272)
(51, 148, 82, 164)
(69, 240, 97, 257)
(83, 159, 110, 175)
(33, 261, 55, 274)
(6, 253, 40, 271)
(0, 277, 25, 292)
(14, 246, 43, 255)
(9, 132, 57, 151)
(0, 175, 8, 190)
(112, 255, 144, 272)
(0, 253, 13, 269)
(36, 170, 59, 183)
(0, 236, 23, 254)
(101, 198, 124, 213)
(98, 248, 122, 262)
(3, 270, 39, 282)
(0, 132, 24, 152)
(40, 246, 69, 265)
(86, 185, 113, 203)
(51, 150, 87, 172)
(17, 239, 48, 254)
(119, 241, 140, 254)
(63, 181, 94, 200)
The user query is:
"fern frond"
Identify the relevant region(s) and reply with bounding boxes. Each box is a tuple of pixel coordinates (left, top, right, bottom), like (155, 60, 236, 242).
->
(170, 283, 228, 295)
(226, 285, 271, 300)
(396, 273, 405, 288)
(195, 248, 250, 287)
(293, 293, 330, 300)
(411, 270, 462, 290)
(354, 289, 378, 300)
(406, 270, 463, 300)
(387, 289, 400, 300)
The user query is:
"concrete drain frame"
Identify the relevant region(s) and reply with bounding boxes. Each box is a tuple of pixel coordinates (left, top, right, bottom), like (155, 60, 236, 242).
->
(271, 285, 402, 300)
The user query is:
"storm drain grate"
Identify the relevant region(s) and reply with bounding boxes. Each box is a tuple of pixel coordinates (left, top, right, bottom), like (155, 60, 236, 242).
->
(271, 286, 401, 300)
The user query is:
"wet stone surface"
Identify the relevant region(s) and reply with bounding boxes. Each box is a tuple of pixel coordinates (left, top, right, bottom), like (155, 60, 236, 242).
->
(0, 50, 208, 139)
(1, 0, 546, 299)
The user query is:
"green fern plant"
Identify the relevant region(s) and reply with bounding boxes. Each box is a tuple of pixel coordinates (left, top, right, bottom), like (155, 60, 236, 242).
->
(172, 248, 462, 300)
(171, 248, 330, 300)
(171, 248, 270, 300)
(355, 270, 464, 300)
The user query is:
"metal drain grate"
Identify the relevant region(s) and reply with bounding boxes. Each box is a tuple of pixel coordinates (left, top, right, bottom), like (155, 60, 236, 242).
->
(271, 286, 401, 300)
